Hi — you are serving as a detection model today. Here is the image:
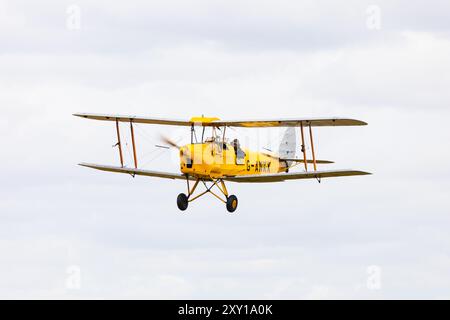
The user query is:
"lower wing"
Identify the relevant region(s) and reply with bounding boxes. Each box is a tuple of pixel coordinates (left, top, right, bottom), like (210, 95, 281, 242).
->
(79, 163, 370, 183)
(79, 163, 193, 180)
(223, 170, 371, 183)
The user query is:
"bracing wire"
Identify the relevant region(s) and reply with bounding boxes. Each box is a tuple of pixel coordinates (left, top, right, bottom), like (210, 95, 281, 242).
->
(133, 123, 184, 169)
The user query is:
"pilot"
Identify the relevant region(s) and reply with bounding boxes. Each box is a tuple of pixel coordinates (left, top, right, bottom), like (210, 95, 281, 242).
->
(232, 138, 240, 150)
(232, 139, 245, 162)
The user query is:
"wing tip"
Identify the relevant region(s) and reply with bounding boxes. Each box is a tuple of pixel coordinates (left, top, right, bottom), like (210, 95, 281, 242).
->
(358, 120, 369, 126)
(354, 170, 372, 175)
(73, 113, 88, 118)
(78, 162, 93, 168)
(78, 162, 106, 170)
(347, 119, 368, 126)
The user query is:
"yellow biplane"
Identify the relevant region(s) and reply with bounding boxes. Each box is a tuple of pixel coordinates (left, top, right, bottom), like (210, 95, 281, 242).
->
(74, 113, 370, 213)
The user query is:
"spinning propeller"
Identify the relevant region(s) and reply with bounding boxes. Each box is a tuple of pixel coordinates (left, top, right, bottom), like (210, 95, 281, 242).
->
(156, 135, 181, 150)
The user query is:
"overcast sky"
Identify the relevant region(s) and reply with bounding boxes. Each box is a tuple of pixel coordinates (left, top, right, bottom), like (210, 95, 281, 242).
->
(1, 0, 450, 299)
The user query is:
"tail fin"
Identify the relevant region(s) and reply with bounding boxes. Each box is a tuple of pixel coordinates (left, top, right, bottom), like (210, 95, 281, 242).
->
(279, 128, 296, 166)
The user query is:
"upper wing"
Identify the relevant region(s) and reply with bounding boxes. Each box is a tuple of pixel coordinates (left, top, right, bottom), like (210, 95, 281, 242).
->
(74, 113, 193, 126)
(223, 169, 371, 183)
(79, 163, 193, 180)
(74, 113, 367, 127)
(280, 158, 334, 164)
(214, 118, 367, 127)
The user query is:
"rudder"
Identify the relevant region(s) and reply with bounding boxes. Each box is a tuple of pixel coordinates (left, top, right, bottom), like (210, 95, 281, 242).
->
(278, 128, 296, 166)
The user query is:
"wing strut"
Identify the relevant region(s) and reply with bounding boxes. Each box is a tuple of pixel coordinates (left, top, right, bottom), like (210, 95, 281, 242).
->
(115, 119, 124, 167)
(130, 120, 138, 169)
(300, 123, 308, 171)
(309, 124, 317, 171)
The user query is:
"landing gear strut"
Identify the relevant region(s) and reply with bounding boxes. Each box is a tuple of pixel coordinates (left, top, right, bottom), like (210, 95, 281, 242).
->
(176, 176, 238, 213)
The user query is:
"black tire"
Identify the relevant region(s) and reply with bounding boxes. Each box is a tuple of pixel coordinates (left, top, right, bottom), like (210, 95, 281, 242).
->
(226, 195, 238, 213)
(177, 193, 188, 211)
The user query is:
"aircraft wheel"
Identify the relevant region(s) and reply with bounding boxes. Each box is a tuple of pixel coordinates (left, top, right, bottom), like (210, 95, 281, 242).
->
(226, 195, 238, 213)
(177, 193, 188, 211)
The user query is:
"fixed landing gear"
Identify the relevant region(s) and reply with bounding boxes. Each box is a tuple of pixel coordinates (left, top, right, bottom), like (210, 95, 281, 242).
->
(177, 193, 189, 211)
(226, 195, 238, 213)
(176, 177, 238, 213)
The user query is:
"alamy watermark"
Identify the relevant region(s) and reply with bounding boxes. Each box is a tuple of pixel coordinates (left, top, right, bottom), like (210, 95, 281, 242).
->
(366, 265, 382, 290)
(66, 5, 81, 31)
(66, 265, 82, 290)
(366, 5, 382, 30)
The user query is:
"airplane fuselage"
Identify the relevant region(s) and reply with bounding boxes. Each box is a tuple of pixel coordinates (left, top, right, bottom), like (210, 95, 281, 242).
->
(179, 142, 288, 179)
